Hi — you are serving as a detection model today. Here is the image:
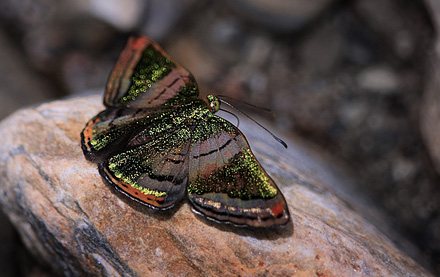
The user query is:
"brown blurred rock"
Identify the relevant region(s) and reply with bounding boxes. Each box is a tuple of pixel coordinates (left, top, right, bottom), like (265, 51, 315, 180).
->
(0, 95, 433, 276)
(420, 3, 440, 271)
(423, 0, 440, 175)
(422, 56, 440, 176)
(227, 0, 337, 32)
(0, 30, 55, 120)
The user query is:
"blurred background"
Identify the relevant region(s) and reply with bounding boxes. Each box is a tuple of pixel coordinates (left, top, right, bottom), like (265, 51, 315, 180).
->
(0, 0, 439, 275)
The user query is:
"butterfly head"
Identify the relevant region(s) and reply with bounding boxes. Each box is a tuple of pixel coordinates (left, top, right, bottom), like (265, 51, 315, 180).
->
(206, 94, 220, 113)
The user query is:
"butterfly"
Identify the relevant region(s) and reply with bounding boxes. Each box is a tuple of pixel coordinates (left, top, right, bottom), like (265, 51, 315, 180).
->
(81, 36, 290, 227)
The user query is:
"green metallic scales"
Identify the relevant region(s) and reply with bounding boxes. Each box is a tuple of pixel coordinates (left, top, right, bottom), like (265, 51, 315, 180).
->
(132, 184, 167, 197)
(187, 149, 278, 200)
(148, 99, 211, 134)
(108, 126, 192, 190)
(120, 45, 174, 104)
(163, 81, 199, 107)
(89, 99, 211, 153)
(191, 115, 235, 143)
(133, 99, 211, 144)
(105, 99, 212, 189)
(90, 122, 125, 151)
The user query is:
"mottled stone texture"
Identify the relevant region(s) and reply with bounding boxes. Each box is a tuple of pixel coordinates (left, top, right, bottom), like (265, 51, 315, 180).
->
(0, 95, 432, 276)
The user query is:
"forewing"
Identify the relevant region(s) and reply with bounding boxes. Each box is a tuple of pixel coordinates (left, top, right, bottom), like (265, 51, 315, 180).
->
(100, 124, 192, 209)
(81, 105, 184, 163)
(105, 36, 198, 108)
(188, 116, 290, 227)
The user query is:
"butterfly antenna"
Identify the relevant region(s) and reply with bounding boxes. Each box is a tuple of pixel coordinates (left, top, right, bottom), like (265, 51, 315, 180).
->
(219, 99, 288, 149)
(217, 95, 273, 114)
(219, 108, 240, 127)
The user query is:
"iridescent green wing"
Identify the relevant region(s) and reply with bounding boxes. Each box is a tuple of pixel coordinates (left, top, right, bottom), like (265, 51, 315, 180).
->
(83, 100, 210, 209)
(188, 116, 290, 227)
(81, 106, 174, 163)
(104, 36, 198, 109)
(99, 123, 191, 209)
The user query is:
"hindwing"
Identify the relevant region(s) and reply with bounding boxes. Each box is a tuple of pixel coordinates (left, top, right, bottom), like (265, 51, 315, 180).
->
(188, 116, 290, 227)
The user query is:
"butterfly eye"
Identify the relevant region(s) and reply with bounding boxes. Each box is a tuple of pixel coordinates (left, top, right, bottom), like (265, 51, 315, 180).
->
(206, 95, 220, 113)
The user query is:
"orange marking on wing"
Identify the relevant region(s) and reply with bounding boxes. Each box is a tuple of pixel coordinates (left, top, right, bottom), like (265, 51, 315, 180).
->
(107, 171, 163, 207)
(132, 37, 149, 50)
(271, 203, 285, 217)
(83, 118, 100, 142)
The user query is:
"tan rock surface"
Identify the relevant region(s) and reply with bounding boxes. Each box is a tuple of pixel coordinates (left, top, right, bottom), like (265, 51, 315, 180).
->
(0, 95, 432, 276)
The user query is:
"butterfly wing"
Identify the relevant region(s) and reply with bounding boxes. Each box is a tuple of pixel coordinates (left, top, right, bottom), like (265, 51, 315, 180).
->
(81, 106, 174, 163)
(104, 36, 198, 109)
(82, 35, 289, 225)
(188, 116, 290, 227)
(97, 114, 193, 209)
(81, 99, 212, 209)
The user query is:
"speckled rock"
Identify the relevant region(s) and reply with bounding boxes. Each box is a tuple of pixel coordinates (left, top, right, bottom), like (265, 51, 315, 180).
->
(0, 95, 432, 276)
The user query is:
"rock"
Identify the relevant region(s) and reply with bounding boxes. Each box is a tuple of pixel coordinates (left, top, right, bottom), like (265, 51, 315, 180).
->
(298, 21, 344, 75)
(356, 65, 400, 94)
(0, 30, 55, 120)
(421, 58, 440, 176)
(354, 0, 420, 60)
(71, 0, 146, 31)
(0, 95, 432, 275)
(227, 0, 337, 32)
(420, 2, 440, 269)
(422, 0, 440, 176)
(140, 0, 198, 41)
